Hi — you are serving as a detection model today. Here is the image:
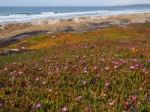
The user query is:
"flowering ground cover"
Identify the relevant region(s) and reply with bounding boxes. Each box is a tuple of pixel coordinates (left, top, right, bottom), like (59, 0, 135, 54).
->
(0, 23, 150, 112)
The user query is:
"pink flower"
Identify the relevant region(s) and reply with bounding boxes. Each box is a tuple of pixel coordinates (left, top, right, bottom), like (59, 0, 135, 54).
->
(34, 102, 42, 109)
(83, 67, 88, 73)
(82, 80, 87, 85)
(83, 70, 88, 74)
(105, 82, 111, 88)
(105, 67, 109, 71)
(114, 65, 119, 69)
(130, 95, 138, 102)
(124, 101, 130, 110)
(61, 106, 68, 112)
(146, 60, 150, 63)
(48, 89, 53, 93)
(130, 66, 135, 70)
(35, 77, 39, 81)
(75, 96, 83, 102)
(85, 106, 92, 112)
(94, 66, 97, 70)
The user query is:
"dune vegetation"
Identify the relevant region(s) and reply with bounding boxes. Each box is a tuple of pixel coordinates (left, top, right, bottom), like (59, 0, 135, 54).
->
(0, 23, 150, 112)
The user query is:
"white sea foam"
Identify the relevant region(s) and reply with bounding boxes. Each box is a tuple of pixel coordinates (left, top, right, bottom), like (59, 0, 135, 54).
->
(0, 9, 150, 24)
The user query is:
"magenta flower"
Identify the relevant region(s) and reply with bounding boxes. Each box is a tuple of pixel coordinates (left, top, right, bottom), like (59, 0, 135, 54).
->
(146, 60, 150, 63)
(130, 95, 138, 102)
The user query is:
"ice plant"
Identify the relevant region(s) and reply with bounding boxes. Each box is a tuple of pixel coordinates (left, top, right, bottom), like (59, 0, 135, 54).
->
(61, 106, 68, 112)
(93, 66, 97, 70)
(130, 65, 136, 70)
(124, 101, 130, 110)
(82, 80, 87, 85)
(105, 66, 110, 71)
(75, 96, 83, 102)
(105, 81, 111, 88)
(108, 100, 116, 107)
(130, 95, 138, 103)
(35, 77, 39, 81)
(0, 100, 4, 108)
(34, 102, 42, 109)
(42, 81, 46, 85)
(146, 59, 150, 63)
(114, 65, 119, 69)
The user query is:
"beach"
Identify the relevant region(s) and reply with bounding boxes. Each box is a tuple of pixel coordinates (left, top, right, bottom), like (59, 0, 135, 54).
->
(0, 13, 150, 41)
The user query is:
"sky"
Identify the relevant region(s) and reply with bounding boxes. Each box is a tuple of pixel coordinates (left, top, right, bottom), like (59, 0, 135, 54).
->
(0, 0, 150, 6)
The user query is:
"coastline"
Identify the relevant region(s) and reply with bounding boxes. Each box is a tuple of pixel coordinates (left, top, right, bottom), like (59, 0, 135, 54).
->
(0, 13, 150, 42)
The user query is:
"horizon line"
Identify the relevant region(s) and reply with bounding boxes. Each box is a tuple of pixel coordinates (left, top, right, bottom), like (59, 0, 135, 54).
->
(0, 3, 150, 7)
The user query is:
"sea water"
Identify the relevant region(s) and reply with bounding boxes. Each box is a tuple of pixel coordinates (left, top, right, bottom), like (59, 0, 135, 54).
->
(0, 5, 150, 24)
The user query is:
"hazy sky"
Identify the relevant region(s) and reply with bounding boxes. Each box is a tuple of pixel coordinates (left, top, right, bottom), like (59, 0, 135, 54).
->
(0, 0, 150, 6)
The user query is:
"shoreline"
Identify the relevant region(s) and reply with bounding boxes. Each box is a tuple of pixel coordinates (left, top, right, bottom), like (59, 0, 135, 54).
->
(0, 13, 150, 42)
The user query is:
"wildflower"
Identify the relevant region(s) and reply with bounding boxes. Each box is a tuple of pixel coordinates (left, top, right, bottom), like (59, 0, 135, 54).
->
(130, 66, 135, 70)
(75, 96, 83, 102)
(105, 81, 111, 89)
(105, 67, 109, 71)
(48, 89, 53, 93)
(124, 101, 130, 110)
(42, 81, 46, 85)
(83, 55, 86, 58)
(130, 95, 138, 102)
(134, 64, 139, 68)
(34, 102, 42, 109)
(0, 100, 4, 108)
(18, 71, 24, 75)
(83, 67, 88, 73)
(146, 60, 150, 63)
(83, 69, 88, 74)
(35, 77, 39, 81)
(85, 105, 92, 112)
(76, 55, 79, 58)
(108, 100, 116, 107)
(93, 66, 97, 70)
(100, 59, 105, 62)
(61, 106, 68, 112)
(82, 80, 87, 85)
(114, 65, 119, 69)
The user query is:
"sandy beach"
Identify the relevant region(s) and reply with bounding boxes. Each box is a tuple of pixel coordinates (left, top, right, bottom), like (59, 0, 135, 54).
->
(0, 13, 150, 41)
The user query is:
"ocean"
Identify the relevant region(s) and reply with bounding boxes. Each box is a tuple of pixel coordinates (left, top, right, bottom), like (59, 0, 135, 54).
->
(0, 5, 150, 24)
